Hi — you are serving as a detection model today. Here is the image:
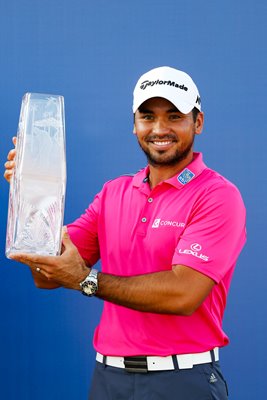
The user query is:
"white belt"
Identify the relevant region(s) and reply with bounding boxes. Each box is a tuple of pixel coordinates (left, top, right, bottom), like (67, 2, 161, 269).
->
(96, 348, 219, 371)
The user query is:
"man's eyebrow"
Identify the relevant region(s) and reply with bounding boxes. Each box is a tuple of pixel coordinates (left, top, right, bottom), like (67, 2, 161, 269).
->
(138, 107, 154, 114)
(167, 107, 180, 113)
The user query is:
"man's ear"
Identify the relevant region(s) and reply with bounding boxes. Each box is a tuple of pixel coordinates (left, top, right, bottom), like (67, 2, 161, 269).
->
(133, 124, 136, 135)
(195, 112, 204, 135)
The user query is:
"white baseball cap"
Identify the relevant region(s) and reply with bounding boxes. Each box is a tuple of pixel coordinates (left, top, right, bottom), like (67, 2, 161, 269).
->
(133, 66, 201, 114)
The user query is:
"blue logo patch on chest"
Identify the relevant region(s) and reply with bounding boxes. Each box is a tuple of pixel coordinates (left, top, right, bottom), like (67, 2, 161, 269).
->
(177, 168, 195, 185)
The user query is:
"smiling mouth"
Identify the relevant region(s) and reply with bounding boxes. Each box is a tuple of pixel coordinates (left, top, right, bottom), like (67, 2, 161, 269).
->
(152, 141, 173, 146)
(147, 135, 177, 145)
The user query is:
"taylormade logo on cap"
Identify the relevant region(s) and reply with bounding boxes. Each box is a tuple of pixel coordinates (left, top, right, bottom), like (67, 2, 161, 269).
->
(133, 66, 201, 114)
(140, 79, 188, 91)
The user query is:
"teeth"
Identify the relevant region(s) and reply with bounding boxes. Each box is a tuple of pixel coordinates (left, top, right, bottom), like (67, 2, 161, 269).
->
(153, 141, 171, 146)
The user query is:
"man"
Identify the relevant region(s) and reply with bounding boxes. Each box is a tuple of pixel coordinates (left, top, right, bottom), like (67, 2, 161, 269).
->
(4, 66, 246, 399)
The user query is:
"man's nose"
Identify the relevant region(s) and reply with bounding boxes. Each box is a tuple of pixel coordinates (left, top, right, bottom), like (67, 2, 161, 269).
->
(152, 119, 170, 134)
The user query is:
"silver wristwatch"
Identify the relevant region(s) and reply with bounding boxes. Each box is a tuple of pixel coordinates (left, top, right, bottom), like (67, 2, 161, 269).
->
(80, 268, 99, 297)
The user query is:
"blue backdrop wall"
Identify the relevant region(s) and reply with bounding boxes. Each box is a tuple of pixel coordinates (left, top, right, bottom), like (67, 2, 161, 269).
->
(0, 1, 266, 399)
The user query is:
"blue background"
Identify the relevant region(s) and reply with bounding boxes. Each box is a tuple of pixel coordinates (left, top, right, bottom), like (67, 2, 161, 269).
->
(0, 1, 265, 398)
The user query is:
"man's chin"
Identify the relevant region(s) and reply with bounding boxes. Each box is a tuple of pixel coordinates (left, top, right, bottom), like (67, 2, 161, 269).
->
(147, 156, 184, 167)
(143, 145, 194, 167)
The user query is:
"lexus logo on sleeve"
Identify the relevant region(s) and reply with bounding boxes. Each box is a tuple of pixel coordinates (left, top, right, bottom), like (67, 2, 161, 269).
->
(191, 243, 202, 251)
(178, 243, 209, 262)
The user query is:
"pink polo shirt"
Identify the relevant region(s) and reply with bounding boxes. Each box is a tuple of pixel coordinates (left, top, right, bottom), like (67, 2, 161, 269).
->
(67, 153, 246, 356)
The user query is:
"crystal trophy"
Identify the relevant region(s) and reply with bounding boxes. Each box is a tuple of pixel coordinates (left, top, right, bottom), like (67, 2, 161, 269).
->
(6, 93, 67, 257)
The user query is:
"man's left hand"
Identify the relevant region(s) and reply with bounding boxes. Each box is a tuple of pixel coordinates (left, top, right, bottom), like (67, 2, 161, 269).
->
(9, 228, 89, 290)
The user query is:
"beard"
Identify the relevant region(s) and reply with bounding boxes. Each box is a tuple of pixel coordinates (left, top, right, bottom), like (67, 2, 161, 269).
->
(137, 135, 195, 167)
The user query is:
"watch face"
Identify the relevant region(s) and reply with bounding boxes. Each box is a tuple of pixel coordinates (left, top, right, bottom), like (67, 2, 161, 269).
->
(82, 280, 97, 296)
(80, 269, 98, 297)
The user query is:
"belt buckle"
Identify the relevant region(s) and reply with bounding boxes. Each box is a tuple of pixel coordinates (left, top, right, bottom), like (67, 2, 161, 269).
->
(124, 356, 148, 373)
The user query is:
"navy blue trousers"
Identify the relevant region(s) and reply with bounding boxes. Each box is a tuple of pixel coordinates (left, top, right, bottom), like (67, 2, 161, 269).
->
(89, 360, 228, 400)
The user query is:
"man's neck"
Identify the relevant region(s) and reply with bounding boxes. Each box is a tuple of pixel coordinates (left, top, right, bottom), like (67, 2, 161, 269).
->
(148, 154, 194, 189)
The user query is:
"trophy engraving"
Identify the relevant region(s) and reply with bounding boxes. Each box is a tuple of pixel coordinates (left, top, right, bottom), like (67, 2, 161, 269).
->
(6, 93, 67, 257)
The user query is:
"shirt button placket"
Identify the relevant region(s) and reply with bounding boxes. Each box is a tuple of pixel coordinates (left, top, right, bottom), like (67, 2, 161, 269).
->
(137, 195, 154, 235)
(141, 197, 153, 223)
(141, 197, 154, 223)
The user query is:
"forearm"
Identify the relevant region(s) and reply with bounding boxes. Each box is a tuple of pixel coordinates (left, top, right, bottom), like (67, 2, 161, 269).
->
(97, 270, 191, 315)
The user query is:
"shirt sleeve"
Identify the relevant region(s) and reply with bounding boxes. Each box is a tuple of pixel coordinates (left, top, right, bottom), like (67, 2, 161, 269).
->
(67, 192, 101, 266)
(172, 181, 246, 283)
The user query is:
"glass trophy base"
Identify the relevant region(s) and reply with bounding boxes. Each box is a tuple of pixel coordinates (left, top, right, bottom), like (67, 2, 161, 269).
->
(6, 93, 67, 257)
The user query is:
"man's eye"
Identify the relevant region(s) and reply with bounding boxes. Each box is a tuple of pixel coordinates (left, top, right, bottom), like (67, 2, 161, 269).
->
(143, 115, 154, 120)
(169, 114, 181, 120)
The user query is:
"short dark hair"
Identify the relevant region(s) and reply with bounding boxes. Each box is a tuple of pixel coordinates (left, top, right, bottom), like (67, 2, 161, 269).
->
(192, 107, 200, 122)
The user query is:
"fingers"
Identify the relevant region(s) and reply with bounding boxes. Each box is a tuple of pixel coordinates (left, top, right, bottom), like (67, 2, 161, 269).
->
(3, 168, 13, 183)
(3, 138, 17, 182)
(9, 253, 57, 266)
(61, 227, 76, 251)
(4, 160, 15, 170)
(7, 148, 16, 161)
(4, 157, 15, 182)
(61, 225, 68, 239)
(9, 253, 57, 280)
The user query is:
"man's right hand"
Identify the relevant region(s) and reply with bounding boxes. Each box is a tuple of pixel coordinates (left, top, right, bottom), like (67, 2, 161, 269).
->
(4, 137, 17, 183)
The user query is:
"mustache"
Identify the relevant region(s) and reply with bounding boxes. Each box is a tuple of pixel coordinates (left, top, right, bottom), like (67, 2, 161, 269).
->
(145, 134, 178, 141)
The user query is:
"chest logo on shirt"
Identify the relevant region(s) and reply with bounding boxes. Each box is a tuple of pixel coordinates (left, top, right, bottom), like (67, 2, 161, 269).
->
(152, 218, 185, 229)
(177, 168, 195, 185)
(178, 243, 209, 262)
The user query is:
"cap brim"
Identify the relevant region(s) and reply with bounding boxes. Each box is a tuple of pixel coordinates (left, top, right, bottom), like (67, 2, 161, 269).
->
(133, 96, 194, 114)
(133, 88, 199, 114)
